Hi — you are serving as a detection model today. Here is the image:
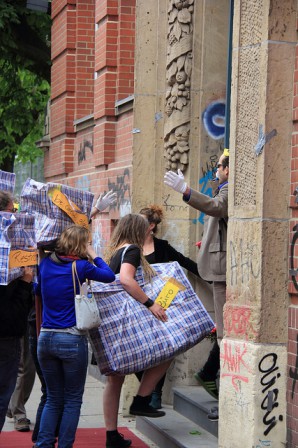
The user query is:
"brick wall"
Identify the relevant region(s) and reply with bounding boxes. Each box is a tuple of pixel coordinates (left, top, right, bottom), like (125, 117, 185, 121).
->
(287, 29, 298, 448)
(47, 0, 136, 239)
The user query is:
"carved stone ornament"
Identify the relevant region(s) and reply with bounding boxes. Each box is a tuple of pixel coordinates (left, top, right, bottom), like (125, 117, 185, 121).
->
(164, 0, 194, 172)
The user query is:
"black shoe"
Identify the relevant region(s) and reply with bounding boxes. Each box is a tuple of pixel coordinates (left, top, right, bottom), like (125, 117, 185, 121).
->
(149, 391, 162, 410)
(207, 407, 219, 421)
(106, 431, 132, 448)
(129, 395, 165, 418)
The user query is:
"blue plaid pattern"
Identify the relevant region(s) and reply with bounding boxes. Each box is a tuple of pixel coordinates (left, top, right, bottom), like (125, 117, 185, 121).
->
(0, 212, 36, 285)
(20, 179, 94, 246)
(0, 170, 15, 192)
(88, 262, 214, 375)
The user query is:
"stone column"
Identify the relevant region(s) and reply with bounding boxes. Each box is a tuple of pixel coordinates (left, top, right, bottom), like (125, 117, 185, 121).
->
(220, 1, 296, 447)
(130, 0, 229, 407)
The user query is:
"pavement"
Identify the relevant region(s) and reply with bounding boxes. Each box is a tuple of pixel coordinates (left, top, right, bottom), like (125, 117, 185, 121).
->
(2, 371, 158, 447)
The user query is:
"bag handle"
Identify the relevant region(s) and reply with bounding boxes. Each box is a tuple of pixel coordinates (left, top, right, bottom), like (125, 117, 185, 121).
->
(72, 261, 80, 296)
(121, 245, 131, 264)
(72, 261, 92, 296)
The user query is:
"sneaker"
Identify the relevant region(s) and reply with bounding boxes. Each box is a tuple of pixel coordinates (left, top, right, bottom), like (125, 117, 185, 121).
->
(14, 417, 30, 432)
(149, 391, 162, 410)
(129, 395, 165, 418)
(194, 371, 219, 400)
(207, 407, 219, 421)
(106, 431, 132, 448)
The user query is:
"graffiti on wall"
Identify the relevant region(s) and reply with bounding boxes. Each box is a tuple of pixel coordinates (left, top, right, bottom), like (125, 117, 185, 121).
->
(162, 194, 189, 213)
(192, 154, 218, 225)
(220, 340, 252, 392)
(224, 306, 257, 339)
(193, 169, 215, 224)
(252, 440, 271, 448)
(78, 139, 93, 165)
(108, 168, 131, 216)
(202, 100, 226, 140)
(75, 175, 90, 192)
(258, 353, 283, 436)
(289, 333, 298, 399)
(290, 224, 298, 291)
(92, 220, 105, 258)
(229, 239, 261, 287)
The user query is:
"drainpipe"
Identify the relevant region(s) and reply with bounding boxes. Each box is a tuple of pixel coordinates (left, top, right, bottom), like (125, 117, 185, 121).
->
(224, 0, 234, 150)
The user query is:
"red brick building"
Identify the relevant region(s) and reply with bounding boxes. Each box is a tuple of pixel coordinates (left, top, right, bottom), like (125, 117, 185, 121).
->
(45, 1, 298, 445)
(46, 0, 136, 254)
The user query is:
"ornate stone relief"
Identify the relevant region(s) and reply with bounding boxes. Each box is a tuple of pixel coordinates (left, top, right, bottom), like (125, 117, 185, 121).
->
(164, 0, 194, 172)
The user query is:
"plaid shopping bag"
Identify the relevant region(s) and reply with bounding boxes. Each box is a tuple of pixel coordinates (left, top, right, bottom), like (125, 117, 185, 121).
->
(88, 261, 214, 375)
(0, 170, 15, 192)
(0, 212, 36, 285)
(20, 179, 94, 246)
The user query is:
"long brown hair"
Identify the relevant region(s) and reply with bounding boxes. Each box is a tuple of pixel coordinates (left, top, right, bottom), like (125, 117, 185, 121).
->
(56, 225, 90, 258)
(105, 213, 156, 278)
(139, 205, 164, 234)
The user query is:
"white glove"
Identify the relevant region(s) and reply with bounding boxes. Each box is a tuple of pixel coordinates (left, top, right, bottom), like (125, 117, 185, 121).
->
(95, 190, 117, 212)
(164, 169, 187, 194)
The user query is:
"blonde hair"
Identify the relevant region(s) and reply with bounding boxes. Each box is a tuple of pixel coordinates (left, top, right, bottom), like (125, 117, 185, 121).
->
(56, 225, 89, 259)
(139, 205, 164, 234)
(105, 214, 156, 278)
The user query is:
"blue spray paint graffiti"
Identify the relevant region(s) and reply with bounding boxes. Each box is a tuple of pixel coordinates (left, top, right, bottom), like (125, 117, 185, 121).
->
(192, 169, 215, 224)
(92, 220, 105, 257)
(202, 100, 226, 140)
(75, 175, 91, 192)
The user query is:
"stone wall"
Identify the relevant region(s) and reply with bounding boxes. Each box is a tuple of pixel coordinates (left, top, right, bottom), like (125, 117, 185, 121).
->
(222, 1, 296, 447)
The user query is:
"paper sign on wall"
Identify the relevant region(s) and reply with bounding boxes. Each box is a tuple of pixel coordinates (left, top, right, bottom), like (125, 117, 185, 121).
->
(155, 277, 186, 309)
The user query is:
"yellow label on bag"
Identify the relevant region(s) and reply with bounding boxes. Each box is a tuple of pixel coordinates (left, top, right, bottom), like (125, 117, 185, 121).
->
(9, 250, 37, 268)
(155, 277, 185, 309)
(49, 188, 89, 229)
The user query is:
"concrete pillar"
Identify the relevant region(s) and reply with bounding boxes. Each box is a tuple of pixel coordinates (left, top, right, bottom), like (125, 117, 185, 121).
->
(220, 1, 296, 446)
(130, 0, 229, 407)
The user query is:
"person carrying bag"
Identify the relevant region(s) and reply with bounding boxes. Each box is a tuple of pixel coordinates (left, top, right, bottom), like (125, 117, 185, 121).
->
(72, 261, 101, 331)
(33, 225, 115, 448)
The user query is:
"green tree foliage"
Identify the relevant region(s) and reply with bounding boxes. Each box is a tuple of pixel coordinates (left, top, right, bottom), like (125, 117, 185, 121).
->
(0, 0, 51, 172)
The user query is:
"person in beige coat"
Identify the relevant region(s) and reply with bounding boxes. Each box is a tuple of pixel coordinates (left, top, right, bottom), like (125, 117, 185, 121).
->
(164, 151, 229, 341)
(164, 151, 229, 422)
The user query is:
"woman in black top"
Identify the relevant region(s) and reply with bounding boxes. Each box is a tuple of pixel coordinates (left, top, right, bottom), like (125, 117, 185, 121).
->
(139, 205, 201, 409)
(140, 205, 199, 274)
(103, 214, 171, 448)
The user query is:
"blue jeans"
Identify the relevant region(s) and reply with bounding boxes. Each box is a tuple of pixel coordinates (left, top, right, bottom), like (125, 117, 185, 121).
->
(0, 337, 21, 431)
(36, 332, 88, 448)
(29, 326, 49, 442)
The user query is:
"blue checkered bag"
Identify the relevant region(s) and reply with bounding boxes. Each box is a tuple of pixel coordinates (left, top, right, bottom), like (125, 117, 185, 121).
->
(0, 212, 36, 285)
(88, 261, 214, 375)
(0, 170, 15, 192)
(20, 179, 94, 246)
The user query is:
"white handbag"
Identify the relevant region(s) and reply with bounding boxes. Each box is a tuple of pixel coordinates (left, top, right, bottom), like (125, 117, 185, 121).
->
(72, 261, 101, 331)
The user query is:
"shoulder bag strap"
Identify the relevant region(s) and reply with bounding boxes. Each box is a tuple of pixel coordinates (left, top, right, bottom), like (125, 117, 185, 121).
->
(121, 244, 131, 264)
(72, 261, 82, 295)
(72, 261, 92, 295)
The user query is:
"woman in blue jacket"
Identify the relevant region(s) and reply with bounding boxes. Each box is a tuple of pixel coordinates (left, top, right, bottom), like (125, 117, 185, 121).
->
(34, 225, 115, 448)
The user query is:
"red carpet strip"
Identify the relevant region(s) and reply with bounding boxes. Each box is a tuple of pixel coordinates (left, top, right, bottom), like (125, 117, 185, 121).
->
(0, 427, 150, 447)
